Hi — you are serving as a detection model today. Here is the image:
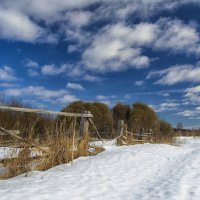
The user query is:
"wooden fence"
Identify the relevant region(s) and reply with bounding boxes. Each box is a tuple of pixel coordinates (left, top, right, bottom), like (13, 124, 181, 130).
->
(0, 105, 103, 147)
(0, 106, 152, 146)
(116, 120, 153, 145)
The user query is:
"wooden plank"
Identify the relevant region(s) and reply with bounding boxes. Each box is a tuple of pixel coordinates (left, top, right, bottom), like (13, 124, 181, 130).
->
(133, 133, 151, 137)
(0, 126, 50, 155)
(132, 139, 144, 142)
(0, 106, 93, 118)
(0, 130, 20, 136)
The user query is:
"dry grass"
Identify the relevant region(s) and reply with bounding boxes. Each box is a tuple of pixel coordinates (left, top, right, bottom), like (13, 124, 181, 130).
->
(37, 136, 78, 171)
(0, 133, 99, 179)
(0, 145, 32, 179)
(152, 136, 174, 144)
(88, 145, 105, 156)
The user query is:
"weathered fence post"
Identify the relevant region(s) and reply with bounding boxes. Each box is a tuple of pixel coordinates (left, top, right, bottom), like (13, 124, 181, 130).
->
(139, 128, 144, 140)
(117, 120, 124, 136)
(79, 111, 90, 139)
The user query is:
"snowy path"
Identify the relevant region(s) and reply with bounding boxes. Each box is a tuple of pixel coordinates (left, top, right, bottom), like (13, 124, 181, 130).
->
(1, 137, 200, 200)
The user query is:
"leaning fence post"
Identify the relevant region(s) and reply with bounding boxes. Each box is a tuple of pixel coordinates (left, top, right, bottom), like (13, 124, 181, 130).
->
(79, 111, 90, 139)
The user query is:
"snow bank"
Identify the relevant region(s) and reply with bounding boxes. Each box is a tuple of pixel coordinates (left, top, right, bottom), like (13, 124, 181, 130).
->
(1, 137, 200, 200)
(90, 139, 117, 149)
(0, 147, 44, 160)
(174, 136, 200, 147)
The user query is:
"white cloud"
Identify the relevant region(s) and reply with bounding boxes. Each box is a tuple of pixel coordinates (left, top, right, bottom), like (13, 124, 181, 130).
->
(0, 0, 96, 23)
(0, 83, 19, 88)
(184, 85, 200, 104)
(135, 81, 145, 86)
(82, 74, 102, 82)
(0, 0, 200, 45)
(82, 23, 156, 72)
(96, 95, 107, 101)
(154, 18, 200, 54)
(65, 11, 92, 28)
(161, 93, 170, 97)
(41, 64, 67, 76)
(23, 60, 102, 83)
(66, 82, 84, 90)
(24, 60, 40, 77)
(27, 69, 40, 77)
(151, 102, 180, 112)
(58, 94, 78, 104)
(186, 86, 200, 94)
(5, 85, 79, 106)
(25, 59, 39, 68)
(6, 86, 67, 99)
(124, 94, 131, 99)
(0, 66, 16, 81)
(0, 9, 43, 42)
(81, 18, 200, 73)
(96, 95, 117, 107)
(147, 64, 200, 85)
(177, 107, 200, 118)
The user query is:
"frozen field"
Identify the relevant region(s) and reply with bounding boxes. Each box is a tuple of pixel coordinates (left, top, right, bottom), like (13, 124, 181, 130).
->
(0, 137, 200, 200)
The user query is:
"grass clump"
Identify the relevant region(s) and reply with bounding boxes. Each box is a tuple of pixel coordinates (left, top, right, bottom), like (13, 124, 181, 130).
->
(0, 145, 32, 179)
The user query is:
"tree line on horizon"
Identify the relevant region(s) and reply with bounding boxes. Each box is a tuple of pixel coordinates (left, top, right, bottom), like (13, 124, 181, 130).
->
(62, 101, 174, 139)
(0, 94, 174, 141)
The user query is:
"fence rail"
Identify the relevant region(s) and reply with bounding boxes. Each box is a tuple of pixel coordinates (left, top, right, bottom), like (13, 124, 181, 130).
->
(0, 106, 93, 118)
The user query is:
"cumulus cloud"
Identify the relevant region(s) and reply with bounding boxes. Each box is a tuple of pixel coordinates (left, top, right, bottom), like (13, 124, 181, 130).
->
(147, 63, 200, 85)
(150, 102, 180, 112)
(154, 18, 200, 54)
(41, 64, 67, 76)
(184, 85, 200, 104)
(66, 82, 85, 90)
(5, 85, 77, 105)
(0, 9, 43, 42)
(177, 107, 200, 118)
(0, 0, 200, 45)
(25, 59, 39, 68)
(81, 18, 200, 73)
(6, 86, 66, 99)
(24, 60, 40, 77)
(65, 11, 92, 28)
(0, 66, 17, 81)
(0, 0, 96, 23)
(82, 23, 156, 72)
(82, 74, 102, 82)
(23, 60, 102, 83)
(135, 81, 145, 86)
(27, 69, 40, 77)
(57, 94, 78, 104)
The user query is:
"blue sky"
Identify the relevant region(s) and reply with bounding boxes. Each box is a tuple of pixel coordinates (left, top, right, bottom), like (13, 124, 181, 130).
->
(0, 0, 200, 128)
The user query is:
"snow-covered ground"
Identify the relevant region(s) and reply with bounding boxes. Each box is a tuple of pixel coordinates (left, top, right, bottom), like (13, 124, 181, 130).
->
(1, 137, 200, 200)
(0, 147, 44, 160)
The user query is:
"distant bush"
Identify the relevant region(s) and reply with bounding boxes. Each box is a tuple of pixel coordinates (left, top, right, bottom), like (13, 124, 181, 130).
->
(113, 103, 130, 129)
(129, 102, 158, 133)
(154, 120, 175, 143)
(62, 101, 113, 136)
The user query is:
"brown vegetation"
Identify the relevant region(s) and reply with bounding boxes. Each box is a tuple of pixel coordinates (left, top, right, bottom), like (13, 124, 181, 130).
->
(1, 95, 197, 179)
